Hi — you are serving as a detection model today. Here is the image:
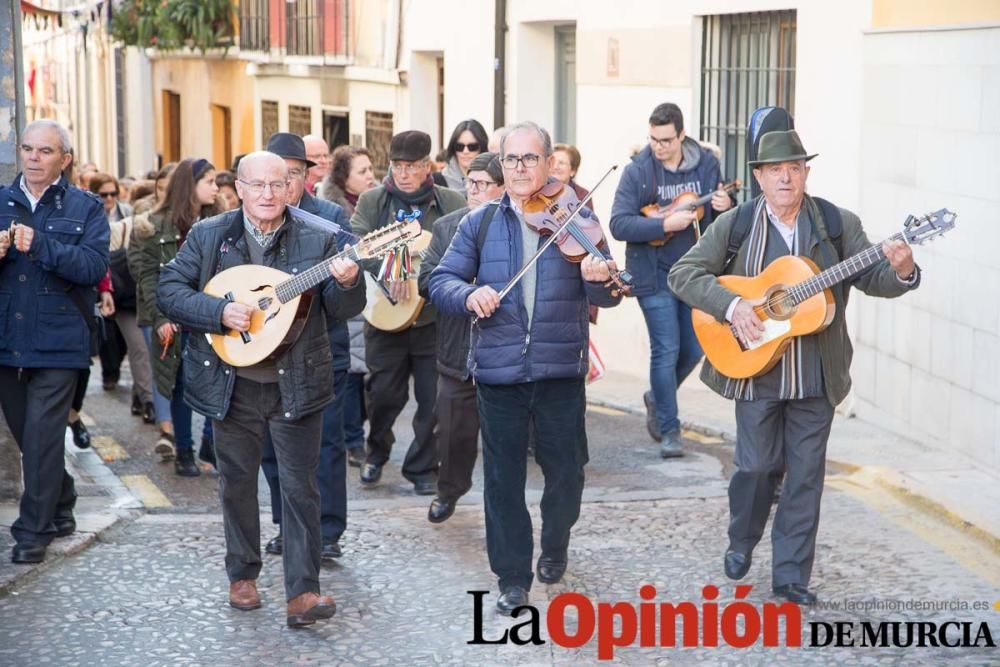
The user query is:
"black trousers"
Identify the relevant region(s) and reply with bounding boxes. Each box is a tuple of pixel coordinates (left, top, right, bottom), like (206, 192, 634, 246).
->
(262, 369, 348, 543)
(0, 367, 79, 546)
(97, 315, 126, 383)
(729, 397, 834, 588)
(213, 378, 323, 601)
(364, 323, 438, 483)
(435, 374, 479, 501)
(477, 378, 589, 591)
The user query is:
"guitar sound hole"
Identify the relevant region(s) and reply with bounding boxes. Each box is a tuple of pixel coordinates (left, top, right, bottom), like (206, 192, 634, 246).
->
(764, 289, 795, 320)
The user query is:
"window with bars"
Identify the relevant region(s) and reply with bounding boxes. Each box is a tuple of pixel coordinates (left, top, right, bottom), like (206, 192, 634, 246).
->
(287, 0, 324, 56)
(261, 100, 279, 147)
(699, 10, 796, 201)
(365, 111, 394, 179)
(239, 0, 270, 52)
(289, 105, 312, 137)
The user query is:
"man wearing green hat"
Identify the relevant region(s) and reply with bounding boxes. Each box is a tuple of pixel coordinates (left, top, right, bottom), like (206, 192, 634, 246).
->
(669, 130, 920, 605)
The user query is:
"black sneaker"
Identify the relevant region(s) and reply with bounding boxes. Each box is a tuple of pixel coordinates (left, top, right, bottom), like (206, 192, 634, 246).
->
(347, 447, 365, 468)
(174, 448, 201, 477)
(142, 401, 156, 425)
(131, 394, 143, 416)
(68, 419, 91, 449)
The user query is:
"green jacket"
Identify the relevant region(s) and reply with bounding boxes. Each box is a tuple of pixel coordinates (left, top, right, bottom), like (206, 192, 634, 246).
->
(668, 196, 918, 406)
(128, 208, 183, 397)
(350, 184, 467, 328)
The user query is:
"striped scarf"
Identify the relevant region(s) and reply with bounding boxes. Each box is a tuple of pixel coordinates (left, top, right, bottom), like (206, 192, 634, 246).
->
(723, 198, 810, 402)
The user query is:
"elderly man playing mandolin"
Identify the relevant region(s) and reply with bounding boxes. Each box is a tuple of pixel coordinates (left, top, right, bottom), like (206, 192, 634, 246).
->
(157, 151, 364, 628)
(429, 121, 622, 615)
(668, 130, 919, 605)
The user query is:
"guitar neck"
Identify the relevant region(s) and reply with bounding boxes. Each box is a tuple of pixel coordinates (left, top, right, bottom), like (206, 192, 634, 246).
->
(789, 232, 904, 304)
(274, 246, 363, 303)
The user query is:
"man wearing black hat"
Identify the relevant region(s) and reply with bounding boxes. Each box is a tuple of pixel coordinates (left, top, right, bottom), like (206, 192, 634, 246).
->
(418, 152, 505, 523)
(259, 132, 356, 561)
(350, 130, 466, 495)
(669, 130, 919, 605)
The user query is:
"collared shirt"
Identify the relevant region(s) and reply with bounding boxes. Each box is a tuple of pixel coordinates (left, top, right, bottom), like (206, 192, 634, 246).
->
(19, 175, 61, 213)
(243, 212, 284, 249)
(764, 200, 797, 252)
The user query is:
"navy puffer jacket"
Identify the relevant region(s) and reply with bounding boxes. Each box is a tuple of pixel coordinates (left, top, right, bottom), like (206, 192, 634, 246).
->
(428, 194, 621, 385)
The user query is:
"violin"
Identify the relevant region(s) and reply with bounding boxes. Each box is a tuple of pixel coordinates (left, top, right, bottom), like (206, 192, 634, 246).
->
(642, 179, 741, 247)
(521, 179, 633, 297)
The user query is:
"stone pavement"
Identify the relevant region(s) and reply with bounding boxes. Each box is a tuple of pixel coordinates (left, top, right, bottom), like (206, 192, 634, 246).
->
(588, 367, 1000, 550)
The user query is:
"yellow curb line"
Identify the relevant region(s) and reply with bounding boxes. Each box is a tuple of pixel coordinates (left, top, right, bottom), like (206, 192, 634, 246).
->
(120, 475, 173, 508)
(90, 435, 130, 463)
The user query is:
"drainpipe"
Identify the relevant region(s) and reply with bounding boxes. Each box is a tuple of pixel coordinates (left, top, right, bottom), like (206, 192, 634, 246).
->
(493, 0, 506, 129)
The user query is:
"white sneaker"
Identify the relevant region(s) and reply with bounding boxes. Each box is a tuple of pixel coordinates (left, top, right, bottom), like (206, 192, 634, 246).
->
(155, 431, 176, 461)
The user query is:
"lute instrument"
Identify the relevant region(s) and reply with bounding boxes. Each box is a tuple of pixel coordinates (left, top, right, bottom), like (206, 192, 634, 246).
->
(362, 209, 433, 332)
(204, 216, 423, 367)
(693, 208, 956, 379)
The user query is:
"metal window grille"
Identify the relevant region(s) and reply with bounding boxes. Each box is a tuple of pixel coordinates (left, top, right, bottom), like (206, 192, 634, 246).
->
(261, 100, 279, 147)
(289, 105, 312, 137)
(365, 111, 394, 179)
(699, 10, 796, 201)
(239, 0, 270, 52)
(287, 0, 324, 56)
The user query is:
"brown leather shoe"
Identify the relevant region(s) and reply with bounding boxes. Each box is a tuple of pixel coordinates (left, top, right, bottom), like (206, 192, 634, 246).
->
(286, 592, 336, 628)
(229, 579, 261, 611)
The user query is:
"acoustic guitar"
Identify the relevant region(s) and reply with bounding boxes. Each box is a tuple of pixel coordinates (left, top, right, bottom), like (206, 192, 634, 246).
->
(203, 217, 423, 367)
(692, 208, 956, 379)
(362, 226, 433, 332)
(643, 180, 741, 246)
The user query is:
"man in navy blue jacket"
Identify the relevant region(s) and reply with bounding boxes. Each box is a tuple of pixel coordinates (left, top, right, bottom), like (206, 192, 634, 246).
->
(0, 119, 109, 563)
(429, 122, 621, 615)
(609, 103, 732, 457)
(259, 133, 356, 562)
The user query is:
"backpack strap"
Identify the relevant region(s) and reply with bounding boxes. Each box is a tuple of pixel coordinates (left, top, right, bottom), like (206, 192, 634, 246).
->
(812, 196, 843, 263)
(476, 202, 499, 255)
(723, 199, 759, 271)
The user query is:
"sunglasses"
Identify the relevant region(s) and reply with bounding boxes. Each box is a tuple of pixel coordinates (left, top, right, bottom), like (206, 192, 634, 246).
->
(455, 142, 481, 153)
(98, 191, 118, 199)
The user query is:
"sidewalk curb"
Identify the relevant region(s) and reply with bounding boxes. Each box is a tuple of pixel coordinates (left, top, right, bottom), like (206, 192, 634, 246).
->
(0, 445, 144, 598)
(587, 394, 1000, 553)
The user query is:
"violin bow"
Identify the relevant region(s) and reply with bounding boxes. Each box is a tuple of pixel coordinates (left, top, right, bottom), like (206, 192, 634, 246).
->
(495, 164, 619, 302)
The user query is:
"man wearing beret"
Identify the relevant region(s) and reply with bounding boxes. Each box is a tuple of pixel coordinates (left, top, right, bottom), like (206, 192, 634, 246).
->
(350, 130, 466, 495)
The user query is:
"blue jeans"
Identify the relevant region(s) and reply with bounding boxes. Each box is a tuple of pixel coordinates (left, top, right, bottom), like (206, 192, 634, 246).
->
(637, 286, 703, 434)
(343, 372, 366, 451)
(477, 378, 588, 591)
(141, 326, 172, 424)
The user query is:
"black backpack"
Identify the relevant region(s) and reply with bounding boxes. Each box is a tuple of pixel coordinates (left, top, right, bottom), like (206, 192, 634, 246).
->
(724, 196, 843, 272)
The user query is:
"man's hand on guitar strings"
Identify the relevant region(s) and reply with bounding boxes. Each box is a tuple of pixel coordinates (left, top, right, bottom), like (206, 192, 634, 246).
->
(329, 246, 360, 287)
(222, 302, 254, 333)
(387, 279, 410, 302)
(731, 298, 767, 343)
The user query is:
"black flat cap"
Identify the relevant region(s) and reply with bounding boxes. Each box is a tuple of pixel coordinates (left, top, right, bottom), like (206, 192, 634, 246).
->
(389, 130, 432, 162)
(265, 132, 316, 168)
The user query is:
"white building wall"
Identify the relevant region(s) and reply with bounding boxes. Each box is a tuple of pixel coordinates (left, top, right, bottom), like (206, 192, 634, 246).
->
(856, 25, 1000, 470)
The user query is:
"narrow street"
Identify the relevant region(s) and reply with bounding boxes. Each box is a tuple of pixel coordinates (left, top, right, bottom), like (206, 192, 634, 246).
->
(0, 370, 997, 665)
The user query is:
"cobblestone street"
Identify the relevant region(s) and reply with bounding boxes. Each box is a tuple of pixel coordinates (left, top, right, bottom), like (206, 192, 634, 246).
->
(0, 380, 998, 665)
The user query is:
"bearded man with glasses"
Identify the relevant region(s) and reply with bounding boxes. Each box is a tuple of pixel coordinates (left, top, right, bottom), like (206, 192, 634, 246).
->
(350, 130, 466, 496)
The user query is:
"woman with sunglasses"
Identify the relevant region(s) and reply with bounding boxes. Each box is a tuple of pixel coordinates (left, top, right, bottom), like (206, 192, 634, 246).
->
(433, 119, 489, 191)
(131, 158, 220, 476)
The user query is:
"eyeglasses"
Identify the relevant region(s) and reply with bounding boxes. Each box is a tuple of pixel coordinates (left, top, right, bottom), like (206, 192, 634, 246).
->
(389, 161, 427, 175)
(649, 134, 680, 148)
(98, 191, 118, 199)
(238, 179, 288, 196)
(500, 153, 541, 170)
(455, 142, 481, 153)
(466, 178, 496, 193)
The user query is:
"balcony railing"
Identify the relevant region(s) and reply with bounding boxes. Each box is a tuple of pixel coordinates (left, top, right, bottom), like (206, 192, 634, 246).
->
(238, 0, 270, 52)
(238, 0, 351, 59)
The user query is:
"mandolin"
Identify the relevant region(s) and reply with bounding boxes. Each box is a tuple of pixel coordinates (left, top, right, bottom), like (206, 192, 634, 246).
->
(693, 208, 956, 379)
(643, 180, 741, 246)
(362, 230, 433, 332)
(204, 217, 423, 367)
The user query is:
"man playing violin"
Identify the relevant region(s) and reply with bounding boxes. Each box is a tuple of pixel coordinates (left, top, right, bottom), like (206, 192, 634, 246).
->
(429, 121, 622, 615)
(610, 102, 733, 457)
